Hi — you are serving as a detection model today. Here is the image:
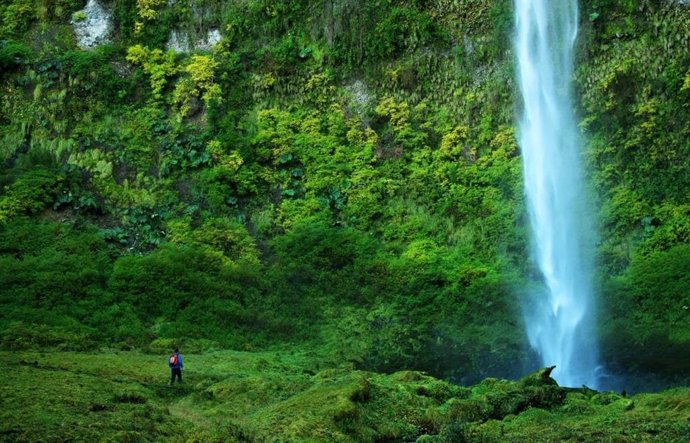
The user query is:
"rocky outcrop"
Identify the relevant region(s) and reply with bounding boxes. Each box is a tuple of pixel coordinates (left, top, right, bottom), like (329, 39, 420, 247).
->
(71, 0, 112, 49)
(166, 29, 222, 52)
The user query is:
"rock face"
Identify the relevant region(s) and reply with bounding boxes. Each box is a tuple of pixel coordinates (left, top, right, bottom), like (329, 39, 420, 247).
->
(71, 0, 112, 49)
(346, 80, 372, 107)
(167, 29, 222, 52)
(345, 80, 374, 122)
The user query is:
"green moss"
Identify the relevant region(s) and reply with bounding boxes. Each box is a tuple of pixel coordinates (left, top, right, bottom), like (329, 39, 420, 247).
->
(3, 351, 688, 442)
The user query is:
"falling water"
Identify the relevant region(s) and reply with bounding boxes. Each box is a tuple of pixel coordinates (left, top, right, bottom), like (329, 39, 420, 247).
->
(514, 0, 600, 387)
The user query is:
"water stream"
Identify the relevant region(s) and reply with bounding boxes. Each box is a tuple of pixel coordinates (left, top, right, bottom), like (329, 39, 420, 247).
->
(514, 0, 600, 388)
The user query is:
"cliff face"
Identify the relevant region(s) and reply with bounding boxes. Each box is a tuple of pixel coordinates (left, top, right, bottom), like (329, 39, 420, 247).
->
(0, 0, 688, 385)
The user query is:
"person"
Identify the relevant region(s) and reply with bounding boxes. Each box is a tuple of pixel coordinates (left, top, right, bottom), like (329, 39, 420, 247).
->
(168, 348, 184, 385)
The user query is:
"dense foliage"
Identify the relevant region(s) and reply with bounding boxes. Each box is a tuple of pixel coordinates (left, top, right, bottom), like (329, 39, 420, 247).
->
(0, 0, 688, 390)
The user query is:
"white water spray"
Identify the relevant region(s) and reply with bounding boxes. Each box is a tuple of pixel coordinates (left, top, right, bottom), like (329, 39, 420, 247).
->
(514, 0, 599, 387)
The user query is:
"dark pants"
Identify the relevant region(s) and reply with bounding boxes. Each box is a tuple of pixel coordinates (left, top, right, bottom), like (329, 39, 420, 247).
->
(170, 367, 182, 384)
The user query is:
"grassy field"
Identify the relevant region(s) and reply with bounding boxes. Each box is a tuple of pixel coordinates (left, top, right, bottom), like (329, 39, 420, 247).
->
(1, 350, 689, 442)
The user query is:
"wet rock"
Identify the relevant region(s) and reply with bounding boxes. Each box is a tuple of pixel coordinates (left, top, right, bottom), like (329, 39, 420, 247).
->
(346, 80, 372, 107)
(345, 80, 375, 121)
(167, 29, 222, 53)
(71, 0, 112, 49)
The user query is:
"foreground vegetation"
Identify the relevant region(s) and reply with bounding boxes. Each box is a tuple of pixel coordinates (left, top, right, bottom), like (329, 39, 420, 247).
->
(2, 350, 689, 442)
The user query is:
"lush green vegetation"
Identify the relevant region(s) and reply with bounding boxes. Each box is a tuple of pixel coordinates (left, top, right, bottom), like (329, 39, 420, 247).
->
(1, 0, 529, 382)
(1, 0, 689, 440)
(2, 351, 689, 442)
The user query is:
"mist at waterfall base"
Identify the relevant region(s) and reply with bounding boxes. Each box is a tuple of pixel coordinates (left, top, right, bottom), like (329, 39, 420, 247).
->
(513, 0, 602, 388)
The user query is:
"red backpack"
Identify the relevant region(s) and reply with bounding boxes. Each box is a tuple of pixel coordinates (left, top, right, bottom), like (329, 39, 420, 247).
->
(169, 353, 178, 366)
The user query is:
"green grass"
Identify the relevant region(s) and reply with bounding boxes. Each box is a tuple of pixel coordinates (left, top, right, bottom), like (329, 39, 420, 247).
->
(1, 351, 689, 442)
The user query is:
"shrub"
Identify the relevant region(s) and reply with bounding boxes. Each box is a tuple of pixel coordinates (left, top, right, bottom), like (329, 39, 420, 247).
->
(109, 244, 262, 343)
(71, 10, 86, 22)
(629, 244, 690, 341)
(0, 40, 32, 72)
(0, 168, 62, 223)
(0, 320, 96, 351)
(0, 0, 34, 38)
(126, 45, 178, 100)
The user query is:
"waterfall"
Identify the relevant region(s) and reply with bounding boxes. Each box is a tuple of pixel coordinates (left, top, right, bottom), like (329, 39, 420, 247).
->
(514, 0, 600, 387)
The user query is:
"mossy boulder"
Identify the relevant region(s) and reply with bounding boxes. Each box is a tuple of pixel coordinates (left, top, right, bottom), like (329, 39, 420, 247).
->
(240, 371, 372, 442)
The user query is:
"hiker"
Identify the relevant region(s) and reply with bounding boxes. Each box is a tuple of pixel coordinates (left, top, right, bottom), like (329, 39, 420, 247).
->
(168, 348, 184, 385)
